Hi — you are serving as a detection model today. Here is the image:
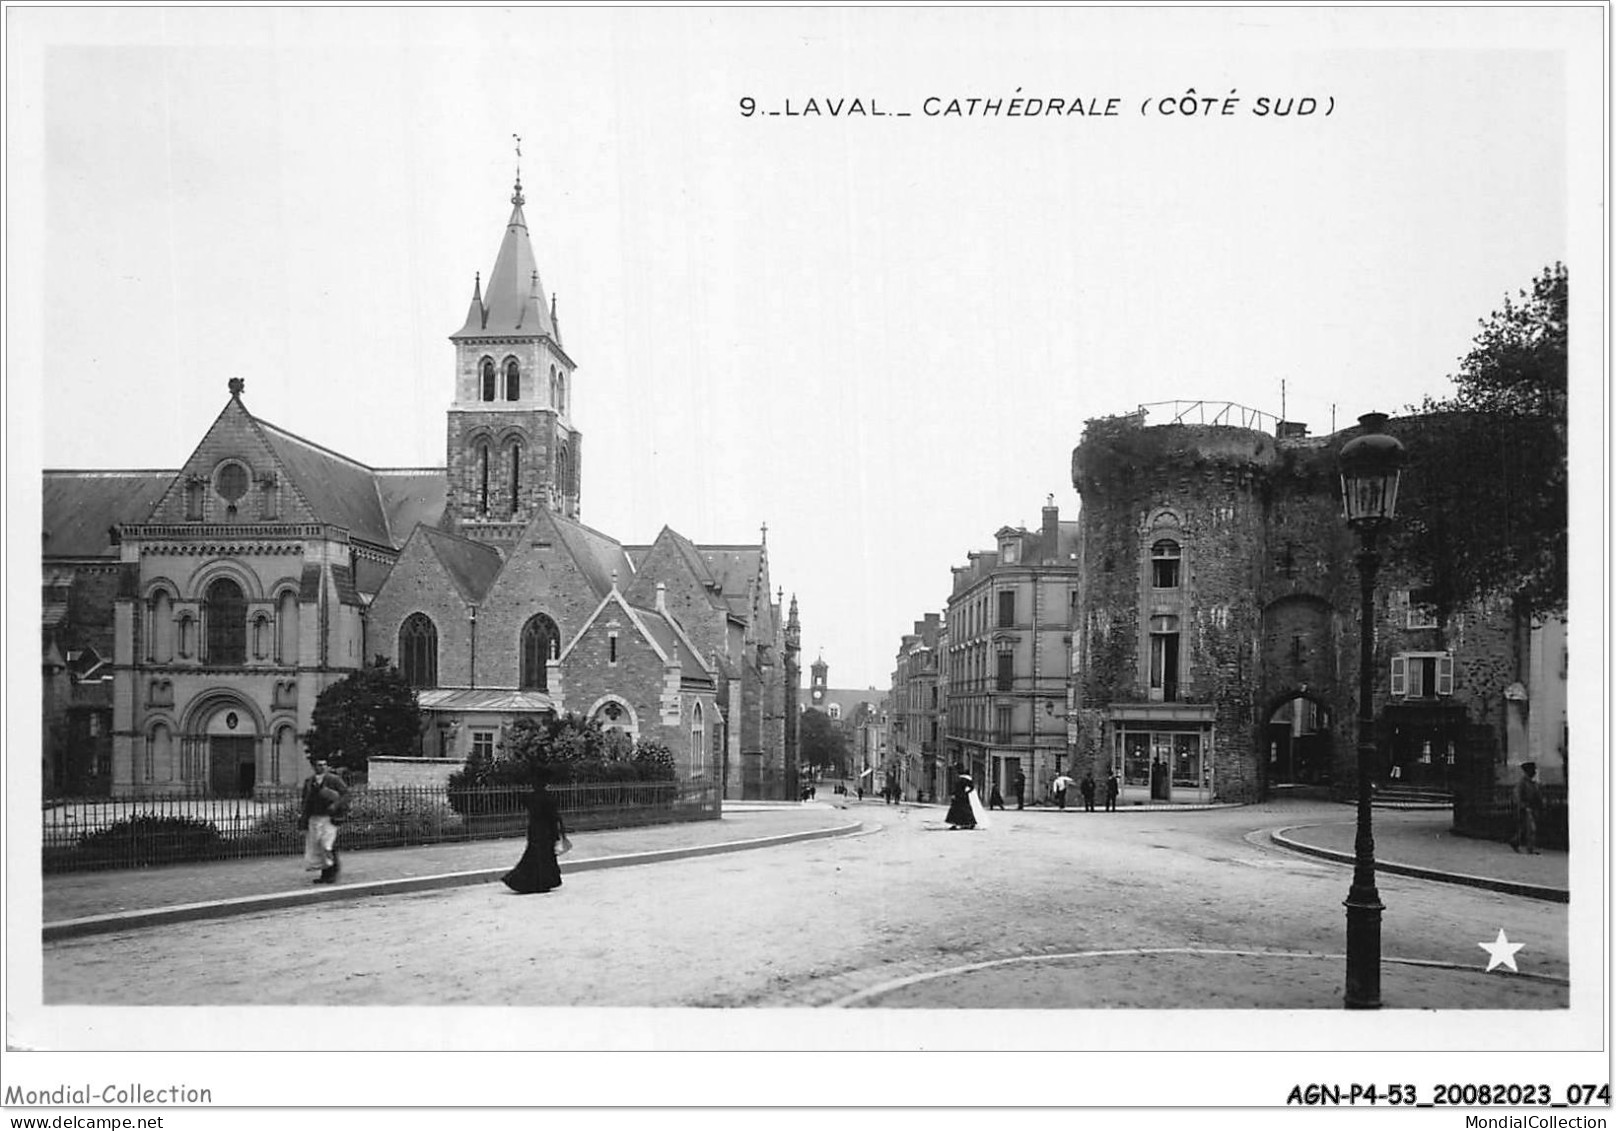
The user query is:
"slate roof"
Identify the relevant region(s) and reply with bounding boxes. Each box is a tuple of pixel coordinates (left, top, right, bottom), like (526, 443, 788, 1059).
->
(450, 196, 558, 343)
(418, 688, 556, 713)
(375, 469, 449, 544)
(633, 605, 714, 686)
(417, 526, 504, 604)
(549, 514, 637, 600)
(41, 470, 173, 558)
(257, 421, 398, 548)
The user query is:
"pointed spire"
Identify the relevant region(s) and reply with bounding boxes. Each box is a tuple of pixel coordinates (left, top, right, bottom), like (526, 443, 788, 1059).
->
(451, 171, 557, 342)
(551, 293, 562, 347)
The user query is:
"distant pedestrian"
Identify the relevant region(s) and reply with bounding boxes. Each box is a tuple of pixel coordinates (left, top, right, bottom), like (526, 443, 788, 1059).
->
(1013, 769, 1026, 811)
(1104, 772, 1119, 811)
(1510, 762, 1544, 854)
(989, 783, 1005, 810)
(1051, 773, 1074, 811)
(503, 774, 569, 894)
(1079, 772, 1096, 812)
(857, 785, 864, 801)
(299, 755, 349, 884)
(945, 774, 978, 830)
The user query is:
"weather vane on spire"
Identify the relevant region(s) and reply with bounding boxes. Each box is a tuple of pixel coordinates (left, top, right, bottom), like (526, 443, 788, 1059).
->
(511, 133, 525, 206)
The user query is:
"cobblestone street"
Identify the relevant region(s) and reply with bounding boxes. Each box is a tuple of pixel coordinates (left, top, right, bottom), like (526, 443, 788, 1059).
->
(43, 801, 1571, 1011)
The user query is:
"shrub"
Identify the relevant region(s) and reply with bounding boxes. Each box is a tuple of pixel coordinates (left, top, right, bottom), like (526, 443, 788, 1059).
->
(632, 740, 677, 782)
(78, 815, 224, 866)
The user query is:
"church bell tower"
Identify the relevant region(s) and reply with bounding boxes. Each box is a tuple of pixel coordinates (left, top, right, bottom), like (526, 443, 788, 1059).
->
(444, 150, 582, 553)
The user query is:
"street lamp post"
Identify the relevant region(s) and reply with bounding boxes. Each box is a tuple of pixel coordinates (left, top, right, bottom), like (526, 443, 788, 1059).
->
(1338, 411, 1407, 1010)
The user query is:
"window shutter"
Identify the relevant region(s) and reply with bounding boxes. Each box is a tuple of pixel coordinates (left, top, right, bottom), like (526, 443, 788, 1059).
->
(1436, 653, 1454, 696)
(1390, 654, 1407, 697)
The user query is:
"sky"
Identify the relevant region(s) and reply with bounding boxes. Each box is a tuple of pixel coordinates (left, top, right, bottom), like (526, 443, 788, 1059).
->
(9, 7, 1598, 692)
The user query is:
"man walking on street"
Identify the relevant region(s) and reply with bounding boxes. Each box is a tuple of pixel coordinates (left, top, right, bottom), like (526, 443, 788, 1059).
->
(1104, 771, 1119, 812)
(1510, 761, 1544, 854)
(299, 755, 350, 883)
(1013, 769, 1026, 811)
(1080, 771, 1097, 812)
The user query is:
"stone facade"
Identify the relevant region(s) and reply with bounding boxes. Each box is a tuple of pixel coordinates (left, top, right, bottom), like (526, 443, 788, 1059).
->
(41, 178, 798, 799)
(943, 500, 1081, 804)
(1069, 408, 1566, 803)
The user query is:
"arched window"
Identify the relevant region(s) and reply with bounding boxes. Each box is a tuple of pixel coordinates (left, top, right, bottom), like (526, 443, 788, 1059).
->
(557, 371, 567, 415)
(556, 445, 570, 498)
(481, 358, 496, 402)
(274, 725, 298, 784)
(276, 589, 300, 664)
(252, 613, 272, 660)
(505, 358, 520, 401)
(476, 443, 490, 516)
(146, 722, 172, 783)
(549, 365, 558, 407)
(148, 588, 174, 662)
(520, 614, 560, 690)
(508, 441, 522, 516)
(204, 577, 246, 665)
(399, 613, 438, 689)
(691, 702, 705, 778)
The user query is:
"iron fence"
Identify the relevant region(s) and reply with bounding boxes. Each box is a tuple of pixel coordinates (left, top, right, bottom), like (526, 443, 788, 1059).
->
(1451, 779, 1568, 850)
(40, 781, 721, 874)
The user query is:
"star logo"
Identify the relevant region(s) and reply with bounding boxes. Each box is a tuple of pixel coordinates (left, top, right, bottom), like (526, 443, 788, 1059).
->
(1479, 929, 1525, 973)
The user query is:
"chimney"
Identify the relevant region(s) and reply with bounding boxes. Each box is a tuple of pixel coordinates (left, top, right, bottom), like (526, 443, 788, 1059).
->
(1042, 495, 1060, 562)
(656, 582, 668, 615)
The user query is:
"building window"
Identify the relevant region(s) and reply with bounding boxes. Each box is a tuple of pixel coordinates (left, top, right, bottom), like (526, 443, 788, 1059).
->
(508, 442, 522, 515)
(998, 590, 1015, 628)
(476, 443, 490, 516)
(996, 705, 1013, 744)
(399, 613, 438, 689)
(608, 633, 618, 665)
(1152, 540, 1181, 589)
(148, 588, 175, 662)
(549, 365, 558, 407)
(691, 702, 705, 778)
(520, 614, 559, 690)
(215, 462, 249, 519)
(1406, 587, 1439, 629)
(185, 477, 205, 521)
(1149, 614, 1180, 701)
(276, 589, 299, 664)
(471, 730, 495, 761)
(1391, 652, 1454, 698)
(259, 472, 280, 520)
(204, 577, 247, 665)
(505, 357, 520, 401)
(557, 372, 567, 415)
(252, 613, 271, 659)
(481, 358, 496, 402)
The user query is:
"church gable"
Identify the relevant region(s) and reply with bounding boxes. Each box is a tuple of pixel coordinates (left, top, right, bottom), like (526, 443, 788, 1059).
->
(367, 525, 487, 688)
(625, 528, 727, 660)
(143, 392, 321, 528)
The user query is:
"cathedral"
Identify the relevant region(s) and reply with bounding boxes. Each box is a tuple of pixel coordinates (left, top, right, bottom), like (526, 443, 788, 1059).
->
(41, 174, 802, 801)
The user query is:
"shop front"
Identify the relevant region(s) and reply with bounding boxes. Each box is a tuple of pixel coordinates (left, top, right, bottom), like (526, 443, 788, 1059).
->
(1107, 704, 1216, 803)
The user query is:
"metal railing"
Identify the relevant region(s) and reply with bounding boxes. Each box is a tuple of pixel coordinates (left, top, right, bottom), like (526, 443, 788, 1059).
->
(1137, 401, 1280, 433)
(40, 781, 721, 874)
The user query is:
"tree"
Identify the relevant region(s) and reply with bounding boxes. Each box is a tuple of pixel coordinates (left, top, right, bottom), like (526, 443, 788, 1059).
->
(304, 655, 423, 775)
(798, 708, 847, 776)
(1403, 263, 1567, 618)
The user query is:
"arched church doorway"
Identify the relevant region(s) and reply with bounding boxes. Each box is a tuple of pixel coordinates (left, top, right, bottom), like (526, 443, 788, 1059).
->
(1264, 694, 1332, 786)
(200, 699, 261, 797)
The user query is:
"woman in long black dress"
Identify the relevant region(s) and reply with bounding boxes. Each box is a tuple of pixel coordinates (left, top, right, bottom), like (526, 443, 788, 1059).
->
(945, 773, 977, 830)
(502, 780, 567, 894)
